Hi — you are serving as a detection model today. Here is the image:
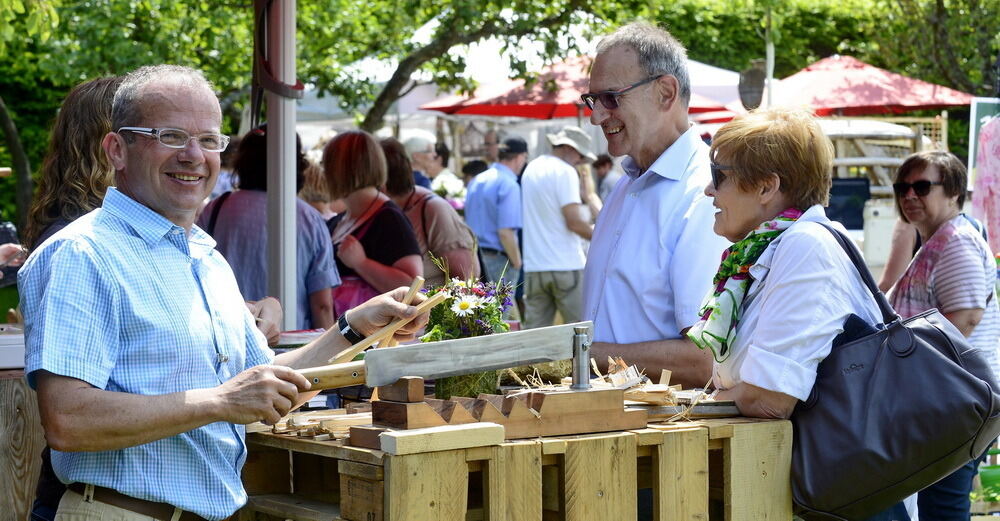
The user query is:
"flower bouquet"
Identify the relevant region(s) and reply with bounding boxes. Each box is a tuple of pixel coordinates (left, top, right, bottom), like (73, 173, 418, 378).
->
(420, 276, 514, 399)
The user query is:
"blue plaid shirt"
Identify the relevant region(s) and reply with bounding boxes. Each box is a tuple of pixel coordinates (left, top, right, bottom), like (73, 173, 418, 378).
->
(20, 187, 274, 520)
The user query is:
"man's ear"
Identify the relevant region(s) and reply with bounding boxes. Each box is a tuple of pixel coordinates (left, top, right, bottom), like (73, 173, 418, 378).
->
(102, 132, 127, 171)
(656, 75, 680, 111)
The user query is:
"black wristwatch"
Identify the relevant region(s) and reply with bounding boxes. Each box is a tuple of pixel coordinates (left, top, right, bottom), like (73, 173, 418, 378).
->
(338, 313, 365, 344)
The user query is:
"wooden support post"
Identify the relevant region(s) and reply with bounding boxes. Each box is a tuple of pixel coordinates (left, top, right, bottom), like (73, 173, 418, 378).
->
(720, 420, 792, 521)
(562, 432, 637, 520)
(654, 427, 708, 520)
(386, 450, 468, 521)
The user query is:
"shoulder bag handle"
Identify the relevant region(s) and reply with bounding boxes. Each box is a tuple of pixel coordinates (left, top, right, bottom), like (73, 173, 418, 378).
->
(816, 222, 901, 325)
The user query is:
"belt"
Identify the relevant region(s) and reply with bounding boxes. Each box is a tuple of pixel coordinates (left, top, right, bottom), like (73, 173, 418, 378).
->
(68, 483, 207, 521)
(480, 247, 506, 256)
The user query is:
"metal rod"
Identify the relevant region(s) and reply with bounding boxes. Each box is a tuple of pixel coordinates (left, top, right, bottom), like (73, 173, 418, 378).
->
(571, 326, 591, 390)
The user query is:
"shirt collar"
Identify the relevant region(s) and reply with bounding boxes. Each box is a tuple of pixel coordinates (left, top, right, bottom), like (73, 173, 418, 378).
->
(749, 204, 829, 279)
(102, 187, 216, 253)
(621, 125, 703, 180)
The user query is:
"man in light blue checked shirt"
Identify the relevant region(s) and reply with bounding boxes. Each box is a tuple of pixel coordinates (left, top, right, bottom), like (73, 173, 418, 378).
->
(19, 65, 427, 521)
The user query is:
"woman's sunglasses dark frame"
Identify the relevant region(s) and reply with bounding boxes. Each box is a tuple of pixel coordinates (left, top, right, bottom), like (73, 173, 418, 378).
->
(893, 180, 943, 197)
(710, 162, 733, 190)
(580, 74, 664, 111)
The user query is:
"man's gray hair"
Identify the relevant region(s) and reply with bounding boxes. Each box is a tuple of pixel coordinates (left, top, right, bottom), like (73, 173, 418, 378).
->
(111, 65, 216, 130)
(596, 22, 691, 104)
(402, 135, 434, 157)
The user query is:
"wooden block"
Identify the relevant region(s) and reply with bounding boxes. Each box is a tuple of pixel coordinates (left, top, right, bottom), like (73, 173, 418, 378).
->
(562, 432, 637, 520)
(372, 400, 447, 429)
(659, 369, 672, 385)
(379, 422, 504, 455)
(655, 427, 709, 520)
(472, 398, 507, 424)
(541, 439, 568, 455)
(341, 473, 384, 521)
(376, 377, 424, 402)
(631, 428, 666, 447)
(722, 420, 793, 521)
(434, 399, 477, 424)
(349, 425, 390, 450)
(346, 402, 372, 414)
(386, 449, 468, 521)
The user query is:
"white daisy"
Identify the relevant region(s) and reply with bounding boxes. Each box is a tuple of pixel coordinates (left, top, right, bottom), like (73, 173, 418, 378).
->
(451, 295, 481, 316)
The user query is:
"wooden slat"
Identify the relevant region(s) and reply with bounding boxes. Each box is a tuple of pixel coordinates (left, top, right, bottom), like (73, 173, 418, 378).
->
(722, 420, 793, 521)
(562, 432, 637, 520)
(378, 422, 503, 456)
(247, 433, 384, 465)
(386, 449, 468, 521)
(499, 442, 542, 521)
(245, 494, 342, 521)
(655, 427, 709, 521)
(0, 373, 45, 521)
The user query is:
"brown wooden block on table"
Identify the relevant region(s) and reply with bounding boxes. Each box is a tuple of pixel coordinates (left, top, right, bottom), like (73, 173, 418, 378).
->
(375, 376, 424, 403)
(346, 401, 371, 414)
(372, 400, 448, 429)
(348, 424, 390, 450)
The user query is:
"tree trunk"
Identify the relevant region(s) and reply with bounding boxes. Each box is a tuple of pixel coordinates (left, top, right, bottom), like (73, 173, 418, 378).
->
(0, 94, 32, 233)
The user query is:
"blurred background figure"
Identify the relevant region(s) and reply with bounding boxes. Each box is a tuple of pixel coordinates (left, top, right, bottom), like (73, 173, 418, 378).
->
(380, 137, 479, 286)
(885, 151, 1000, 519)
(483, 129, 501, 164)
(324, 130, 422, 317)
(208, 135, 241, 200)
(24, 76, 123, 250)
(461, 159, 489, 187)
(402, 134, 434, 189)
(428, 141, 465, 199)
(198, 125, 339, 330)
(299, 161, 338, 222)
(593, 153, 621, 203)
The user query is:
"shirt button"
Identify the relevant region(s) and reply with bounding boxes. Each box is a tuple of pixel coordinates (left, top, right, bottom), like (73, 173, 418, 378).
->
(630, 193, 638, 198)
(217, 353, 230, 363)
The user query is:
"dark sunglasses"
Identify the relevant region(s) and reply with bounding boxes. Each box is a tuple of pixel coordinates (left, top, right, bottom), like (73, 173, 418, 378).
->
(710, 162, 733, 190)
(580, 74, 664, 111)
(893, 180, 943, 197)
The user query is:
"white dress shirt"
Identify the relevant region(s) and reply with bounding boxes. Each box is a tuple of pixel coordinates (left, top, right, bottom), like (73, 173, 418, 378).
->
(582, 127, 729, 343)
(713, 205, 882, 401)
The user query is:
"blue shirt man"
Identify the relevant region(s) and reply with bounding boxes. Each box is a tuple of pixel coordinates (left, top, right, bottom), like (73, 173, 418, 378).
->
(464, 137, 528, 285)
(20, 65, 424, 521)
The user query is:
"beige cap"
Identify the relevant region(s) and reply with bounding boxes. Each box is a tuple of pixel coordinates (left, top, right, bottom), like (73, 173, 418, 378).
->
(546, 126, 596, 162)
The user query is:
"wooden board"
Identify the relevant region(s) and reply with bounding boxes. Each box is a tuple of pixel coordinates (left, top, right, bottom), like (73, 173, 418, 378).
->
(0, 372, 45, 521)
(379, 422, 504, 456)
(655, 427, 709, 520)
(244, 494, 342, 521)
(562, 432, 637, 520)
(371, 400, 448, 429)
(721, 419, 793, 521)
(494, 442, 542, 521)
(386, 449, 468, 521)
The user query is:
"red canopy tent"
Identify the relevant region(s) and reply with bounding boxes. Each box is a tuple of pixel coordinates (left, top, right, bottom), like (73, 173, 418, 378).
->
(420, 55, 726, 119)
(774, 55, 973, 116)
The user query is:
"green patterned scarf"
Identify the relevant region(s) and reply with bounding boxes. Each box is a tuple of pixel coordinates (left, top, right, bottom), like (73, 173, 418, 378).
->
(687, 208, 803, 362)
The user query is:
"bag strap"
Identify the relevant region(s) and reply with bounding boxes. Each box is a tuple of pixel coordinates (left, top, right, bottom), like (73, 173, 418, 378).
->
(816, 222, 901, 324)
(206, 191, 232, 236)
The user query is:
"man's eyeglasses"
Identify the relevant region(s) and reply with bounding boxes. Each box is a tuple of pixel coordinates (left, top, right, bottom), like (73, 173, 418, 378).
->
(893, 180, 942, 197)
(118, 127, 230, 152)
(710, 162, 733, 190)
(580, 74, 664, 111)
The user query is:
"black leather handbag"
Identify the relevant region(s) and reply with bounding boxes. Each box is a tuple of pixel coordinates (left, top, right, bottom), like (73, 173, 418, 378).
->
(791, 224, 1000, 521)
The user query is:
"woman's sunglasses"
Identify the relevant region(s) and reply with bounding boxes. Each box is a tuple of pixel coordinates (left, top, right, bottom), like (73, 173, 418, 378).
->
(710, 162, 733, 190)
(893, 180, 942, 197)
(580, 75, 663, 111)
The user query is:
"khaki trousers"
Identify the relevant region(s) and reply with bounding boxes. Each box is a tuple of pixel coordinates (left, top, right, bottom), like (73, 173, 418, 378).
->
(523, 269, 584, 330)
(55, 486, 181, 521)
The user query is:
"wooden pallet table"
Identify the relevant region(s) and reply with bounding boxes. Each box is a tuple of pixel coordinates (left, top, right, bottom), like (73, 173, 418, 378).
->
(0, 370, 46, 521)
(240, 416, 791, 521)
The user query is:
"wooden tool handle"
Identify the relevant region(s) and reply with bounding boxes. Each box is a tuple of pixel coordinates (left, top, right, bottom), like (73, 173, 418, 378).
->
(327, 291, 447, 363)
(382, 276, 425, 349)
(299, 361, 367, 391)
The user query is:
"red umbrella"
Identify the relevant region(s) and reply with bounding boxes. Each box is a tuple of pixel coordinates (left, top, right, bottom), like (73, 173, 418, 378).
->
(420, 55, 726, 119)
(775, 55, 973, 116)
